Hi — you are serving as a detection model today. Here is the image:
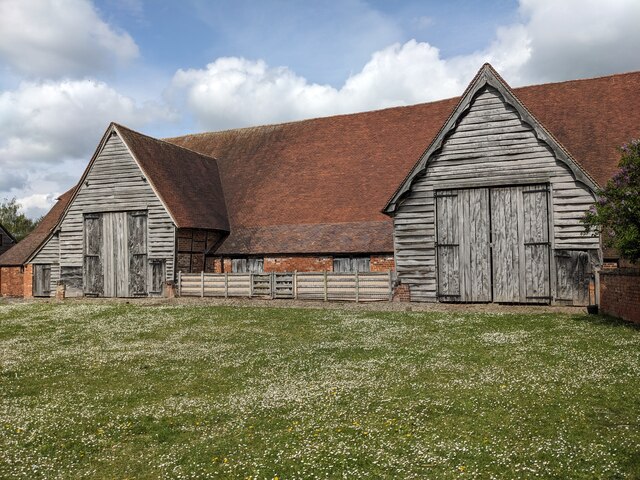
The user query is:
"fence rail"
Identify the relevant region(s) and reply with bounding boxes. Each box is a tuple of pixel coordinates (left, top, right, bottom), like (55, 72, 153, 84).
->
(177, 271, 393, 302)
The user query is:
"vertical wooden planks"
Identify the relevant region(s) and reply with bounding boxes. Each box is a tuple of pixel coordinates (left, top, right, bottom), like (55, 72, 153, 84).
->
(33, 264, 51, 297)
(491, 187, 521, 302)
(84, 213, 104, 296)
(467, 188, 492, 301)
(128, 211, 147, 296)
(522, 185, 550, 302)
(113, 212, 129, 297)
(436, 190, 460, 300)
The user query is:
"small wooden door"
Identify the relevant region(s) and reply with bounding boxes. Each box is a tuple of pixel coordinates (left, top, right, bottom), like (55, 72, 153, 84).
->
(436, 190, 461, 301)
(33, 264, 51, 297)
(436, 189, 491, 302)
(84, 214, 104, 295)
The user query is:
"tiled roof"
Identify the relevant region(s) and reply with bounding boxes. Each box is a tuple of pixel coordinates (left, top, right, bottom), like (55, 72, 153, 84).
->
(116, 124, 229, 232)
(166, 69, 640, 254)
(0, 188, 75, 266)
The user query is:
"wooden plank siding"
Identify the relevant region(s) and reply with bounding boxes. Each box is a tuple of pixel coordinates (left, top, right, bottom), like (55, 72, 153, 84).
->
(31, 133, 175, 297)
(30, 231, 60, 296)
(393, 86, 599, 303)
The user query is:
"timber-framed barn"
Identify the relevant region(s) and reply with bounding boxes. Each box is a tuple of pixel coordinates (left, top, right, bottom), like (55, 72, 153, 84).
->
(1, 64, 639, 304)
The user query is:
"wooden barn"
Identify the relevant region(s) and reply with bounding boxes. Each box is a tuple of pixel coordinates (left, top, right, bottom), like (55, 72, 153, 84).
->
(1, 63, 638, 304)
(385, 65, 601, 304)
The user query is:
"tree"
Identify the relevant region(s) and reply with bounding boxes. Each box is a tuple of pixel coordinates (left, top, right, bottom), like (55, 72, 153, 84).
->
(583, 139, 640, 263)
(0, 198, 41, 242)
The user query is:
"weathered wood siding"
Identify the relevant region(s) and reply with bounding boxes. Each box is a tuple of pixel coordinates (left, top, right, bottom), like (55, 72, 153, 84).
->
(31, 231, 60, 296)
(394, 86, 599, 303)
(31, 132, 175, 297)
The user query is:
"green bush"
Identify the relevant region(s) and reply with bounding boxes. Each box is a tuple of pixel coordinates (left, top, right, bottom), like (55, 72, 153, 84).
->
(584, 139, 640, 263)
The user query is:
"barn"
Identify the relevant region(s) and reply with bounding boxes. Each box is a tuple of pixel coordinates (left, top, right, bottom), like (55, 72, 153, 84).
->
(1, 63, 638, 304)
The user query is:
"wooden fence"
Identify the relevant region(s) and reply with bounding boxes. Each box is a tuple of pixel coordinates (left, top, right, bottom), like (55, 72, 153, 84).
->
(177, 271, 393, 302)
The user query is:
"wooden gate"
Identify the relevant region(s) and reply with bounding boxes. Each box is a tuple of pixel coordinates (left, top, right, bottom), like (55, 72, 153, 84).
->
(83, 211, 148, 297)
(436, 185, 550, 303)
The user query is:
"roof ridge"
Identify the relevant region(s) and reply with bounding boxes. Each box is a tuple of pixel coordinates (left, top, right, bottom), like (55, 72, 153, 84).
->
(163, 97, 462, 140)
(114, 122, 221, 162)
(164, 68, 640, 141)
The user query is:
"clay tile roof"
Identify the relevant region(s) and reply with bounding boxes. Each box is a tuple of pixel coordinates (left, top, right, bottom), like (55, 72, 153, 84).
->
(165, 69, 640, 255)
(515, 71, 640, 187)
(115, 124, 229, 232)
(0, 187, 75, 266)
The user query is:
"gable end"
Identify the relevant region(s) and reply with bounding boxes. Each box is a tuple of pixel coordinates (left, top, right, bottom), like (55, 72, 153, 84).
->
(384, 64, 600, 215)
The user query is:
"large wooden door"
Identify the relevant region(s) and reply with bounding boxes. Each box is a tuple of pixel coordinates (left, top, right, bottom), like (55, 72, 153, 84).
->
(436, 188, 491, 302)
(436, 184, 550, 303)
(490, 185, 550, 303)
(84, 211, 147, 297)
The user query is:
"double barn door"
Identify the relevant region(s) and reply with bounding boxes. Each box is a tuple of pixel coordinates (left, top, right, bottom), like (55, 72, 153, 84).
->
(436, 185, 550, 303)
(84, 211, 148, 297)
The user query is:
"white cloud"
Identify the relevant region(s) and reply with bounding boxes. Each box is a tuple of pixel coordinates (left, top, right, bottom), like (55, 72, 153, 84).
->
(518, 0, 640, 82)
(169, 35, 529, 131)
(0, 0, 139, 77)
(0, 79, 175, 216)
(0, 79, 173, 166)
(170, 0, 639, 131)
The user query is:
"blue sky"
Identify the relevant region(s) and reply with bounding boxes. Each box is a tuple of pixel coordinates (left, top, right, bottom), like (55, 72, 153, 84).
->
(0, 0, 639, 217)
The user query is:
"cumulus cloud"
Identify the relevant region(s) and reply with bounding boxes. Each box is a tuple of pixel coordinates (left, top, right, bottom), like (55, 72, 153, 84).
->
(518, 0, 640, 82)
(169, 35, 529, 130)
(0, 0, 139, 77)
(0, 79, 175, 215)
(170, 0, 638, 131)
(0, 79, 173, 167)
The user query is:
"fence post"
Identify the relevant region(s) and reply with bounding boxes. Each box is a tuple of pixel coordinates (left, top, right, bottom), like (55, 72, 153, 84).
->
(177, 271, 182, 297)
(201, 271, 205, 298)
(294, 270, 298, 299)
(225, 272, 228, 298)
(271, 272, 275, 299)
(249, 273, 253, 298)
(388, 270, 393, 302)
(355, 270, 359, 303)
(324, 270, 328, 302)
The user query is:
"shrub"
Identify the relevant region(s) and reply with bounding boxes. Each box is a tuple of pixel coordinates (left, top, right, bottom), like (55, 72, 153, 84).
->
(583, 139, 640, 263)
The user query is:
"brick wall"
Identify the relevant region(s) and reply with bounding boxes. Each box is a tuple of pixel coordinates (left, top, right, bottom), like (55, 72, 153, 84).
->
(263, 256, 333, 272)
(22, 264, 33, 298)
(599, 268, 640, 324)
(393, 283, 411, 302)
(0, 266, 25, 297)
(371, 255, 395, 272)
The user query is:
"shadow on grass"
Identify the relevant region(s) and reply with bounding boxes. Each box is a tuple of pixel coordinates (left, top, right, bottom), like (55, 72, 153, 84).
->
(570, 313, 640, 331)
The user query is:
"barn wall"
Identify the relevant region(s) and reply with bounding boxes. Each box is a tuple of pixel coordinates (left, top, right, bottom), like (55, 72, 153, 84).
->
(394, 86, 599, 303)
(31, 132, 175, 297)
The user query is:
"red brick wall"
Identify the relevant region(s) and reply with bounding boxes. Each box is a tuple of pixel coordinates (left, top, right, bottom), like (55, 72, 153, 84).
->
(371, 255, 395, 272)
(0, 266, 25, 297)
(599, 269, 640, 324)
(393, 283, 411, 302)
(22, 264, 33, 298)
(263, 256, 333, 272)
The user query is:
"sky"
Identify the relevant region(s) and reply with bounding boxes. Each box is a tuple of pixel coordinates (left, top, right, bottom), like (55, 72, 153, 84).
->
(1, 0, 640, 218)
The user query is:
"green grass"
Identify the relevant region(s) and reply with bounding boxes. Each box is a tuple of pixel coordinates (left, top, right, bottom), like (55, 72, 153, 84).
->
(0, 302, 639, 479)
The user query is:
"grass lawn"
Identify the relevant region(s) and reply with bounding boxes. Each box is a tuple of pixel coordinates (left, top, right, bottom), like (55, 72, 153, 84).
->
(0, 302, 639, 479)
